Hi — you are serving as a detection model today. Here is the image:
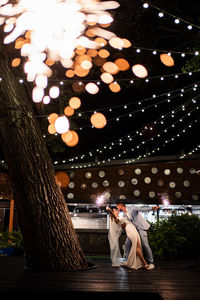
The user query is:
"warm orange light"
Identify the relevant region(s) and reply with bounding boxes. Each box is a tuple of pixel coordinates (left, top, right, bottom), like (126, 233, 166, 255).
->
(48, 123, 56, 134)
(87, 49, 98, 57)
(75, 47, 86, 55)
(11, 58, 21, 67)
(66, 131, 79, 147)
(45, 58, 55, 66)
(98, 49, 110, 58)
(74, 65, 90, 77)
(14, 37, 24, 49)
(109, 82, 121, 93)
(122, 38, 132, 48)
(103, 61, 119, 74)
(69, 97, 81, 109)
(55, 171, 69, 188)
(48, 113, 59, 124)
(86, 28, 96, 37)
(77, 54, 92, 63)
(160, 53, 175, 67)
(25, 30, 31, 39)
(65, 69, 75, 78)
(95, 37, 107, 47)
(64, 106, 74, 117)
(61, 130, 73, 143)
(90, 112, 107, 129)
(114, 58, 130, 71)
(132, 64, 148, 78)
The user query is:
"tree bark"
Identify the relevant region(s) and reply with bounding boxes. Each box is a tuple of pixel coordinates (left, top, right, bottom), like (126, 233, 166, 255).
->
(0, 43, 88, 271)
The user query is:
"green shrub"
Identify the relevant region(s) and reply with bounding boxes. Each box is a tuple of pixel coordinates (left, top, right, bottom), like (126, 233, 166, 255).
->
(0, 230, 24, 255)
(148, 213, 200, 260)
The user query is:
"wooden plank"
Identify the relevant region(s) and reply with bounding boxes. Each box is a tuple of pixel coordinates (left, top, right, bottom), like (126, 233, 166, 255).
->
(0, 256, 199, 299)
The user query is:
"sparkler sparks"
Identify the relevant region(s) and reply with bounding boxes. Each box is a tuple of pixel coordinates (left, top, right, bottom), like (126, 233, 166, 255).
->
(159, 192, 170, 207)
(96, 195, 105, 206)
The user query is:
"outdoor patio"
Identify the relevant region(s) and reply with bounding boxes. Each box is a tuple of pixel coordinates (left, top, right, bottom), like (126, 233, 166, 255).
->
(0, 256, 199, 299)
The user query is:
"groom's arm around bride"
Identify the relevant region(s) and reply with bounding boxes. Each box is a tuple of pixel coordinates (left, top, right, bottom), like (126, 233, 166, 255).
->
(116, 202, 159, 269)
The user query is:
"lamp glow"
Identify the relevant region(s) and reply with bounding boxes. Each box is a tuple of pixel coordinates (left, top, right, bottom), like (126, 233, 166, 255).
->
(0, 0, 120, 102)
(55, 116, 70, 134)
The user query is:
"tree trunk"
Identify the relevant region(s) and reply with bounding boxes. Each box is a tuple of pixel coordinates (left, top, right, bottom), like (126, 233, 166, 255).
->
(0, 43, 88, 271)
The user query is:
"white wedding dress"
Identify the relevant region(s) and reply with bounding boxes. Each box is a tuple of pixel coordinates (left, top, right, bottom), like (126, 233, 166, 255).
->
(120, 217, 143, 269)
(108, 216, 123, 266)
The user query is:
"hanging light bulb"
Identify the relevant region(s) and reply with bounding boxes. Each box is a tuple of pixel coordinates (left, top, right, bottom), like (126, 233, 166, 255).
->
(49, 86, 60, 99)
(55, 116, 70, 134)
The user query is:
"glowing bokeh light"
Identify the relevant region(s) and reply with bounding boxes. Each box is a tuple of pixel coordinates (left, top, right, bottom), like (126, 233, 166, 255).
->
(160, 53, 175, 67)
(55, 171, 69, 188)
(85, 82, 99, 94)
(90, 112, 107, 129)
(48, 113, 58, 124)
(109, 81, 121, 92)
(65, 130, 79, 147)
(49, 86, 60, 99)
(64, 106, 74, 117)
(69, 97, 81, 109)
(132, 64, 148, 78)
(0, 0, 120, 101)
(54, 115, 70, 134)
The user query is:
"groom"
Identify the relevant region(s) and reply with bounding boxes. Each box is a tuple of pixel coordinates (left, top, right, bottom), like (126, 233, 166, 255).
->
(116, 201, 159, 270)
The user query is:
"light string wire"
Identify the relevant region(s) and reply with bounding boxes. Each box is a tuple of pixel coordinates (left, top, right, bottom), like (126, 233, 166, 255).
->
(106, 104, 200, 161)
(180, 144, 200, 159)
(65, 107, 200, 168)
(131, 45, 198, 56)
(74, 81, 200, 116)
(141, 1, 200, 30)
(64, 92, 200, 163)
(45, 68, 200, 84)
(69, 82, 199, 133)
(66, 97, 196, 162)
(60, 112, 200, 168)
(34, 79, 200, 127)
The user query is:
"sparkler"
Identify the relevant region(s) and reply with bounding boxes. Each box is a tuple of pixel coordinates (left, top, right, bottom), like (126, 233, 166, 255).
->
(96, 195, 105, 206)
(159, 192, 170, 207)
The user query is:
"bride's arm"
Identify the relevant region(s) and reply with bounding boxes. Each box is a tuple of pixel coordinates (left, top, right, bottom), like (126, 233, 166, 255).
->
(106, 207, 119, 224)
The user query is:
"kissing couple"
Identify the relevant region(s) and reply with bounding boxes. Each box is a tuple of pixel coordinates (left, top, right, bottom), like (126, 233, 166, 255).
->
(106, 201, 159, 270)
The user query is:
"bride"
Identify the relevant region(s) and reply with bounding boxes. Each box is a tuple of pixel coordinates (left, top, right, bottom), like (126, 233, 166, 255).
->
(107, 206, 149, 270)
(108, 207, 123, 266)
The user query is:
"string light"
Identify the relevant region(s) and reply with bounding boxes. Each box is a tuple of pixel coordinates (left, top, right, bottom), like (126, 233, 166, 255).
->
(70, 81, 200, 118)
(72, 82, 200, 129)
(141, 1, 200, 31)
(180, 145, 200, 159)
(57, 92, 200, 165)
(53, 113, 200, 168)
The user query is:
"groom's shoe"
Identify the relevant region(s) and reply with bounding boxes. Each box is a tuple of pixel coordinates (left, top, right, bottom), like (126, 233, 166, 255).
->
(148, 263, 155, 270)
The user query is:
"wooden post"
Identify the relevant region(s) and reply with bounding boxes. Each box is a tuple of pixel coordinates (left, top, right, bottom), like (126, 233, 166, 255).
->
(9, 198, 14, 233)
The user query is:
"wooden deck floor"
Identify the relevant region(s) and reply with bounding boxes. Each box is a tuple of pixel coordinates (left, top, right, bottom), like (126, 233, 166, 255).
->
(0, 256, 199, 299)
